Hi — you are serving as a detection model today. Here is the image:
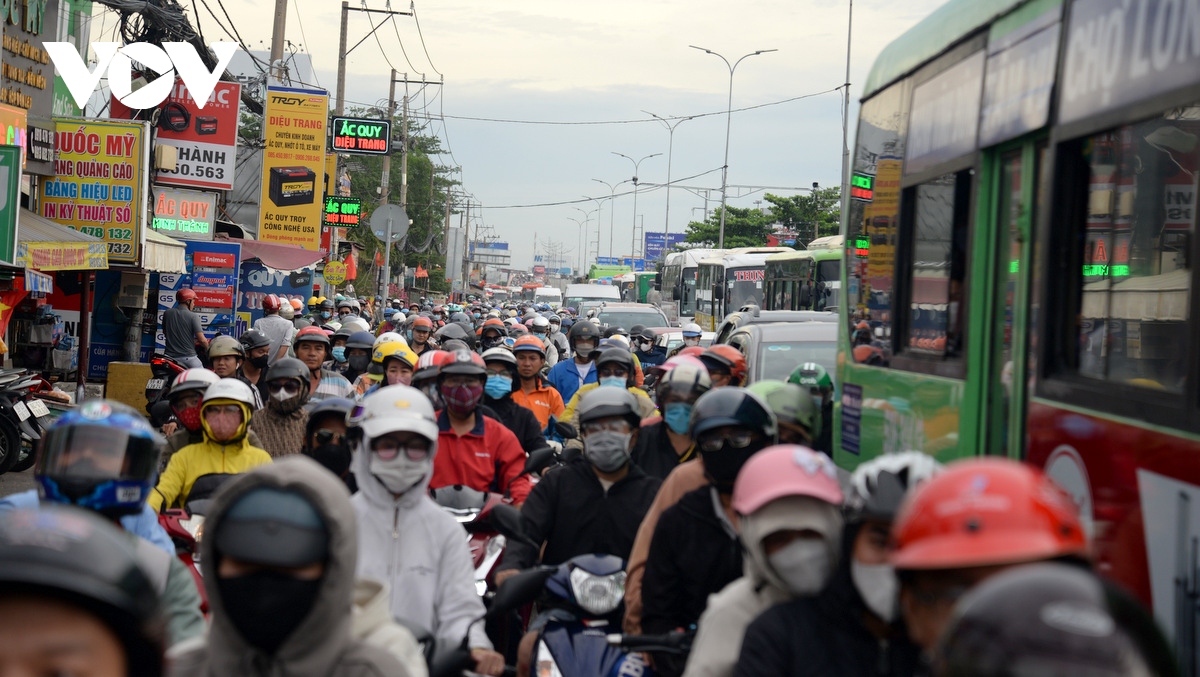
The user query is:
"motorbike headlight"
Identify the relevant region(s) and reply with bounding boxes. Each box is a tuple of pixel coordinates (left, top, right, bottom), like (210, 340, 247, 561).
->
(180, 515, 205, 541)
(569, 567, 626, 616)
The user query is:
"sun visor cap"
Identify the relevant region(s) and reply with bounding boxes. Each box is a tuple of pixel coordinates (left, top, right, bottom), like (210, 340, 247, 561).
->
(214, 487, 328, 568)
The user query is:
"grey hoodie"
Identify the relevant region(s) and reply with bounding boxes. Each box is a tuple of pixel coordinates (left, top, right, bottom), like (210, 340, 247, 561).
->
(168, 456, 405, 677)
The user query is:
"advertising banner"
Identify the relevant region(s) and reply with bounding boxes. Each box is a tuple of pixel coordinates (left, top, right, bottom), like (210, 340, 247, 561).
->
(17, 241, 107, 270)
(643, 232, 686, 261)
(0, 0, 57, 175)
(111, 79, 241, 191)
(329, 116, 390, 155)
(259, 86, 328, 251)
(44, 119, 147, 265)
(0, 105, 28, 170)
(238, 260, 314, 327)
(0, 145, 20, 263)
(154, 240, 240, 348)
(152, 185, 216, 240)
(323, 196, 361, 227)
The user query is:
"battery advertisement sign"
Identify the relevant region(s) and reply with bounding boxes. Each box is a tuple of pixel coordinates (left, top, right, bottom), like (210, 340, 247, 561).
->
(259, 86, 328, 251)
(323, 196, 362, 227)
(330, 116, 390, 155)
(152, 186, 215, 240)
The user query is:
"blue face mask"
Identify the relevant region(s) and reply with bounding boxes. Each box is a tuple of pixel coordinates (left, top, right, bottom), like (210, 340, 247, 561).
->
(321, 311, 331, 320)
(484, 374, 512, 399)
(331, 346, 347, 363)
(600, 376, 626, 389)
(663, 402, 693, 435)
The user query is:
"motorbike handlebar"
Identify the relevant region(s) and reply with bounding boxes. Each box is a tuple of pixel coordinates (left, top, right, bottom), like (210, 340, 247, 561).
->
(605, 630, 693, 654)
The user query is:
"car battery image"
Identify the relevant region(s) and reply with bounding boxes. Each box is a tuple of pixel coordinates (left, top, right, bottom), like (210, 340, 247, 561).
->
(268, 166, 316, 206)
(195, 116, 218, 135)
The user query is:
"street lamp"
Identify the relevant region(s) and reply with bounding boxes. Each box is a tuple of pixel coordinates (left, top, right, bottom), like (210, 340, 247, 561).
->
(690, 45, 777, 248)
(567, 216, 588, 275)
(643, 111, 695, 247)
(611, 152, 661, 259)
(592, 178, 631, 259)
(571, 206, 596, 273)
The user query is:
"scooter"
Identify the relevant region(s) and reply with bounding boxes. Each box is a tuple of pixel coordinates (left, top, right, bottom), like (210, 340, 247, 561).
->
(429, 485, 518, 598)
(0, 370, 55, 474)
(157, 473, 239, 616)
(146, 354, 188, 427)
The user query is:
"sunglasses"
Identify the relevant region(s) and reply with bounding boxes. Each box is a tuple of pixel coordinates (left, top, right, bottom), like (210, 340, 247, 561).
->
(314, 429, 346, 445)
(370, 437, 431, 461)
(697, 431, 758, 453)
(267, 381, 303, 398)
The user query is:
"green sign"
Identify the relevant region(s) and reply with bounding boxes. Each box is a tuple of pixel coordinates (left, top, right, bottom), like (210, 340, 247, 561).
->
(0, 145, 21, 264)
(152, 186, 216, 241)
(330, 116, 391, 155)
(850, 172, 874, 201)
(324, 196, 362, 227)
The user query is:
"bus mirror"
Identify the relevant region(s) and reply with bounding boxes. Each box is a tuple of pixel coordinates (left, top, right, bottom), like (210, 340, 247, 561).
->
(670, 287, 679, 300)
(799, 285, 812, 306)
(654, 273, 662, 291)
(712, 286, 724, 301)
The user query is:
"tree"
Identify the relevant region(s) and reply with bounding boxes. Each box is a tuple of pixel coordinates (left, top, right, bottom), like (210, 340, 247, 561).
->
(764, 189, 841, 244)
(683, 205, 775, 248)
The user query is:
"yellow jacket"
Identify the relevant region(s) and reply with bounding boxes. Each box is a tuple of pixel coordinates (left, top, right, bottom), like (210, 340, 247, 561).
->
(151, 436, 272, 511)
(561, 383, 658, 423)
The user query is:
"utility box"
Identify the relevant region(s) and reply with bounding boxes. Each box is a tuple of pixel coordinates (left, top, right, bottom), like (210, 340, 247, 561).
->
(106, 362, 151, 412)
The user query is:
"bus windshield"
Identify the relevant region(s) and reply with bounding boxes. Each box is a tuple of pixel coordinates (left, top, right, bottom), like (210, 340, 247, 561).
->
(725, 267, 766, 311)
(680, 267, 699, 315)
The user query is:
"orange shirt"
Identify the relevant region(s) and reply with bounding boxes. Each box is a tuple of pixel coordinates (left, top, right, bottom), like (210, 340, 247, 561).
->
(511, 378, 565, 430)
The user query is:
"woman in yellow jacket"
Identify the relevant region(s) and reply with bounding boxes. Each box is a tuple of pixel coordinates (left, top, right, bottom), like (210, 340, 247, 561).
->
(152, 378, 272, 511)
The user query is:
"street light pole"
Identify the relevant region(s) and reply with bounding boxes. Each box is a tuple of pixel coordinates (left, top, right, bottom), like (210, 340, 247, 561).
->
(592, 178, 631, 259)
(612, 152, 660, 260)
(571, 207, 596, 274)
(581, 195, 604, 268)
(690, 45, 777, 248)
(643, 112, 695, 246)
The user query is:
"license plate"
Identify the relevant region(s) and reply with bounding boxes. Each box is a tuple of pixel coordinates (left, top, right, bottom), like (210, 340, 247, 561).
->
(147, 378, 165, 391)
(12, 401, 29, 421)
(27, 399, 49, 418)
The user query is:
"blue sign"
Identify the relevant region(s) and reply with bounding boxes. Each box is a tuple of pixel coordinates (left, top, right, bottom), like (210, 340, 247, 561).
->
(840, 383, 863, 455)
(622, 257, 647, 272)
(238, 261, 316, 330)
(596, 257, 620, 266)
(644, 232, 687, 260)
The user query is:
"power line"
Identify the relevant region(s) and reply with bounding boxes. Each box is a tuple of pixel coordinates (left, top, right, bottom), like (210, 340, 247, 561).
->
(388, 12, 420, 74)
(410, 1, 442, 76)
(480, 166, 723, 209)
(290, 0, 320, 86)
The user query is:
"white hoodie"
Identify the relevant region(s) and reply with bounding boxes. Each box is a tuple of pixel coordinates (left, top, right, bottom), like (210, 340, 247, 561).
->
(350, 447, 492, 650)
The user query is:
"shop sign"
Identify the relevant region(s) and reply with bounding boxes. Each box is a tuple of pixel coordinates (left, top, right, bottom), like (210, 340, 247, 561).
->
(17, 241, 107, 270)
(258, 86, 328, 251)
(0, 144, 18, 263)
(151, 185, 215, 240)
(330, 116, 390, 155)
(1, 0, 55, 115)
(323, 196, 361, 227)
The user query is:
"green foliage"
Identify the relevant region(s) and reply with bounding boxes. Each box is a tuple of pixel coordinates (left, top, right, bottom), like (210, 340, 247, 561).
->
(683, 205, 776, 248)
(681, 189, 842, 250)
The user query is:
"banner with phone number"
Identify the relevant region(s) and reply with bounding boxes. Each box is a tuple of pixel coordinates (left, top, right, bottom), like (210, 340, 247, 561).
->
(43, 119, 148, 265)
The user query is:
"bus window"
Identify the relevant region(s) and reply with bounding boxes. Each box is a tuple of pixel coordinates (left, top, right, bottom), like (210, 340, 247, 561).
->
(902, 170, 972, 360)
(1071, 113, 1196, 393)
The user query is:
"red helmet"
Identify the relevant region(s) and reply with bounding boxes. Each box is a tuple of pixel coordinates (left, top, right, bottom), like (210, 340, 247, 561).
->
(293, 324, 330, 347)
(176, 288, 197, 304)
(891, 458, 1087, 571)
(700, 344, 748, 385)
(412, 316, 434, 330)
(438, 349, 486, 378)
(262, 294, 281, 312)
(679, 346, 705, 359)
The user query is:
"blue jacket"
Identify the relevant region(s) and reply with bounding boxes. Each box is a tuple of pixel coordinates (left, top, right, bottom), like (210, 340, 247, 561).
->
(636, 346, 669, 369)
(546, 358, 597, 404)
(0, 489, 175, 554)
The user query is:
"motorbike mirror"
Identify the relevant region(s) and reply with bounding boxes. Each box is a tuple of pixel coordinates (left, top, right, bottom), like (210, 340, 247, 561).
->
(555, 421, 578, 440)
(487, 504, 538, 550)
(524, 447, 556, 475)
(488, 566, 556, 620)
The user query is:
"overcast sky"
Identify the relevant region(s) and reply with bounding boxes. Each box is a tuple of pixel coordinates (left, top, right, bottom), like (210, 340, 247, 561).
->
(167, 0, 948, 270)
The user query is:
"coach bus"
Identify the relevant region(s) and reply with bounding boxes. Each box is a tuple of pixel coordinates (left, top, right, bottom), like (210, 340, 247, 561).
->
(763, 236, 844, 311)
(660, 248, 725, 325)
(835, 0, 1200, 661)
(693, 247, 791, 331)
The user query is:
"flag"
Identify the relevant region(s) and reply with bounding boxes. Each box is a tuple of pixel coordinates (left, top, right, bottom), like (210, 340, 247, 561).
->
(415, 264, 428, 279)
(374, 250, 383, 267)
(345, 251, 357, 281)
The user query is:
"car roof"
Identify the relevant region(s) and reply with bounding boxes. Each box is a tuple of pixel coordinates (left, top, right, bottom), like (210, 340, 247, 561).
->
(594, 303, 665, 311)
(734, 321, 838, 340)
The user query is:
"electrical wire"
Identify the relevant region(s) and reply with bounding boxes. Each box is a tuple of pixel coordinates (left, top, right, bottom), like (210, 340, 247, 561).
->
(410, 1, 442, 77)
(388, 13, 420, 74)
(290, 0, 320, 87)
(479, 166, 723, 209)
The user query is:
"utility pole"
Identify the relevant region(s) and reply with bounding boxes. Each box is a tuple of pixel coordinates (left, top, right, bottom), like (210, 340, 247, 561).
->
(269, 0, 288, 80)
(379, 69, 397, 301)
(325, 1, 351, 299)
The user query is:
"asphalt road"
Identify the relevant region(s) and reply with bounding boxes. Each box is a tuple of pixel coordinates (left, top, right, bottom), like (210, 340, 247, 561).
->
(0, 467, 37, 498)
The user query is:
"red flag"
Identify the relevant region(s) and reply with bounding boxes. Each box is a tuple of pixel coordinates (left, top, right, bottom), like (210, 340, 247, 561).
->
(374, 250, 384, 267)
(415, 264, 428, 279)
(345, 251, 358, 281)
(0, 289, 28, 343)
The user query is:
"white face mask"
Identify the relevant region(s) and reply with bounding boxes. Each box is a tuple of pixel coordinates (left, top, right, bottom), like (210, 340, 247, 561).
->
(767, 538, 833, 596)
(369, 453, 430, 495)
(851, 560, 897, 622)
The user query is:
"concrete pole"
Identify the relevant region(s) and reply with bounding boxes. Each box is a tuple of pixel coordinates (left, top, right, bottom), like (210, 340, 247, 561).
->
(379, 70, 396, 302)
(269, 0, 288, 80)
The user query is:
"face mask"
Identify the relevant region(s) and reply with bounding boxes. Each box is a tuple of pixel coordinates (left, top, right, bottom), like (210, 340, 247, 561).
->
(218, 572, 322, 654)
(441, 383, 483, 416)
(599, 376, 626, 389)
(204, 412, 245, 442)
(485, 374, 512, 399)
(584, 430, 631, 473)
(305, 442, 352, 477)
(250, 354, 270, 370)
(321, 311, 332, 320)
(267, 385, 306, 414)
(174, 404, 203, 433)
(370, 452, 431, 495)
(331, 346, 346, 363)
(574, 341, 595, 357)
(663, 402, 693, 435)
(702, 441, 764, 493)
(348, 354, 371, 373)
(851, 560, 897, 622)
(481, 336, 504, 350)
(768, 538, 834, 596)
(683, 337, 700, 347)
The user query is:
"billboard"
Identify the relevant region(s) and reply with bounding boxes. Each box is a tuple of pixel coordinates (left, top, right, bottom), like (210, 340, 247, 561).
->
(329, 116, 390, 155)
(258, 86, 328, 251)
(622, 257, 647, 272)
(44, 119, 148, 265)
(471, 241, 511, 265)
(155, 240, 241, 347)
(152, 186, 216, 240)
(643, 232, 687, 260)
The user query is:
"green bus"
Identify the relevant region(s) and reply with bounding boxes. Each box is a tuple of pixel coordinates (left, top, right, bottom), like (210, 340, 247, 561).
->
(838, 0, 1200, 647)
(763, 236, 843, 311)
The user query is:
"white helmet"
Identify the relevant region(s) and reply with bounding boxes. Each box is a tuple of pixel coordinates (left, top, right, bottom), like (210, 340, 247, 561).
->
(170, 368, 221, 398)
(201, 377, 257, 407)
(481, 347, 517, 369)
(504, 317, 520, 327)
(846, 451, 943, 522)
(358, 384, 439, 446)
(374, 332, 407, 351)
(341, 316, 370, 333)
(682, 323, 703, 337)
(531, 316, 550, 329)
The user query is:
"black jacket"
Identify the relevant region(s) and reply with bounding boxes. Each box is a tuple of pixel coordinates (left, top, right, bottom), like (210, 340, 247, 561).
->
(630, 421, 697, 481)
(642, 485, 743, 677)
(499, 459, 661, 572)
(483, 395, 546, 455)
(733, 523, 921, 677)
(815, 401, 833, 457)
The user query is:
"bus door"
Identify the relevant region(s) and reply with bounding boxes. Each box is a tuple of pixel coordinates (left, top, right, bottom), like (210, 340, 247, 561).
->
(981, 140, 1047, 457)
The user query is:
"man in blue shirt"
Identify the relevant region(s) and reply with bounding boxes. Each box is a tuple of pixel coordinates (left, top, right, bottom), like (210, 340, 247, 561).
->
(546, 321, 600, 404)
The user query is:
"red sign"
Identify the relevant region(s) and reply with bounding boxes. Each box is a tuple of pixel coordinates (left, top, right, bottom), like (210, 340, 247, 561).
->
(733, 269, 765, 282)
(194, 251, 237, 269)
(193, 287, 235, 309)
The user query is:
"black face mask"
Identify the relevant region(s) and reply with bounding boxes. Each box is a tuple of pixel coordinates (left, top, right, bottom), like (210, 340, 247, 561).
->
(218, 571, 322, 654)
(305, 442, 352, 477)
(701, 442, 768, 494)
(481, 335, 504, 350)
(348, 355, 371, 373)
(250, 354, 270, 370)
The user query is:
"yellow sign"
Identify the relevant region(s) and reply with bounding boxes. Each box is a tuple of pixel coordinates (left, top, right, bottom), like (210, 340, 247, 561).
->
(42, 119, 147, 265)
(17, 241, 109, 271)
(324, 260, 347, 285)
(259, 86, 329, 251)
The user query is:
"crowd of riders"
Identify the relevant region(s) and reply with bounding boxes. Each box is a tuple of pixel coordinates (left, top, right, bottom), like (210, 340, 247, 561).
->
(0, 290, 1182, 677)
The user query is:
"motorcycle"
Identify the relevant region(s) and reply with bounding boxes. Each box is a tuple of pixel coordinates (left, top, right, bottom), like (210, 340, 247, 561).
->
(0, 369, 56, 474)
(145, 353, 188, 428)
(156, 473, 239, 616)
(429, 485, 521, 598)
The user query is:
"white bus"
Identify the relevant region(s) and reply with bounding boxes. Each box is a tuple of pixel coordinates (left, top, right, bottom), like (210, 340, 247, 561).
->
(694, 247, 793, 331)
(660, 248, 725, 325)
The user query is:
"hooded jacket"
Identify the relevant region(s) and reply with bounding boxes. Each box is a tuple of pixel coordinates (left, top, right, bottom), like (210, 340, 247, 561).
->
(165, 426, 264, 462)
(683, 496, 843, 677)
(151, 428, 272, 511)
(168, 456, 405, 677)
(732, 522, 921, 677)
(350, 435, 492, 650)
(352, 578, 427, 677)
(250, 402, 310, 459)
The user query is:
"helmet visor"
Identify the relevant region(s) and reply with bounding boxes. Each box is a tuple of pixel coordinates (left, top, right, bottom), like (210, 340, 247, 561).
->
(38, 425, 160, 483)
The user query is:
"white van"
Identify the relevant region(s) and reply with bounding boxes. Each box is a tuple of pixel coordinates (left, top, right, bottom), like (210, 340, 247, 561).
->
(533, 286, 563, 308)
(564, 283, 621, 311)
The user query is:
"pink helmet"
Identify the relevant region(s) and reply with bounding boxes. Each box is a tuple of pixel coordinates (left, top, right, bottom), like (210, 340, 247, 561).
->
(732, 445, 844, 515)
(648, 354, 707, 380)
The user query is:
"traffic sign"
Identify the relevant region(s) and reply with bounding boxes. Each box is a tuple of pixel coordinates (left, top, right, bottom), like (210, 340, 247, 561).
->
(324, 261, 347, 285)
(370, 204, 410, 241)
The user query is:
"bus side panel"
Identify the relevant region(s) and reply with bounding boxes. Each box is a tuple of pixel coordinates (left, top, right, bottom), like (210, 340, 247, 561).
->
(1026, 398, 1200, 650)
(833, 361, 966, 469)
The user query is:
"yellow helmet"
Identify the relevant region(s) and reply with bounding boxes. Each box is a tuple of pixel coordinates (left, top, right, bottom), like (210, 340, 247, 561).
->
(372, 341, 418, 369)
(307, 296, 320, 307)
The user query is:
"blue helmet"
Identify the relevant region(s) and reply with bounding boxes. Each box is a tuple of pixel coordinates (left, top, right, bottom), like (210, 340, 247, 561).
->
(36, 400, 165, 518)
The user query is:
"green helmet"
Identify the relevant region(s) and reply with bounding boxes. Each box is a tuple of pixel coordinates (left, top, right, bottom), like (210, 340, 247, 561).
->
(789, 362, 833, 392)
(746, 380, 819, 439)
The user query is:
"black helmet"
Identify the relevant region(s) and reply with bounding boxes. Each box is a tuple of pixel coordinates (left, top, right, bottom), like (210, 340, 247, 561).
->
(438, 349, 487, 378)
(238, 328, 271, 351)
(304, 397, 355, 441)
(0, 506, 165, 676)
(331, 325, 355, 343)
(690, 387, 778, 440)
(568, 321, 601, 352)
(595, 345, 635, 386)
(934, 562, 1167, 677)
(435, 322, 473, 347)
(629, 324, 647, 337)
(449, 311, 471, 324)
(265, 357, 309, 386)
(345, 331, 376, 351)
(603, 326, 629, 339)
(577, 386, 641, 428)
(319, 299, 336, 311)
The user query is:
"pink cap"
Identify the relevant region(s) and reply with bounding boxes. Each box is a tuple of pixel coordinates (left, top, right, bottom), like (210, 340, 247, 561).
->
(732, 445, 844, 515)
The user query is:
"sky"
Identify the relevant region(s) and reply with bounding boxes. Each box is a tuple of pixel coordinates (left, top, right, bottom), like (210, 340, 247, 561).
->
(117, 0, 949, 270)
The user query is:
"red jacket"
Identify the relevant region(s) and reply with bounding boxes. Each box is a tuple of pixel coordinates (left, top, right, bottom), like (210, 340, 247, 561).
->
(431, 410, 532, 503)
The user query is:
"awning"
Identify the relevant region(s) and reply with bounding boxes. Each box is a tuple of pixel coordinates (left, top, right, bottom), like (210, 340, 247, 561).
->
(16, 209, 109, 271)
(25, 269, 53, 294)
(143, 228, 187, 273)
(227, 237, 324, 272)
(1082, 269, 1189, 321)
